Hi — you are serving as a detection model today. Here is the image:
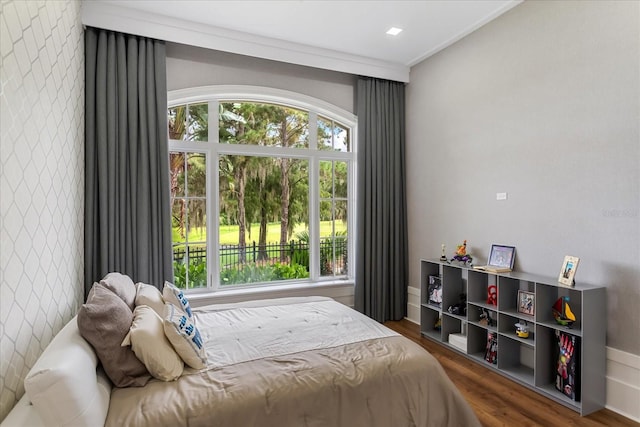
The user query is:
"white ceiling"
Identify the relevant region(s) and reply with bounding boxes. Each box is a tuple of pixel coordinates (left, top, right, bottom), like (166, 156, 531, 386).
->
(83, 0, 522, 82)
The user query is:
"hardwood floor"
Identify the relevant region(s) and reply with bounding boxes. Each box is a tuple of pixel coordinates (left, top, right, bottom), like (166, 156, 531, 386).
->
(384, 319, 638, 427)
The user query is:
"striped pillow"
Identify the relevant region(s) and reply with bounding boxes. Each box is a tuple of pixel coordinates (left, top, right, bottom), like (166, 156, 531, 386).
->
(163, 302, 206, 370)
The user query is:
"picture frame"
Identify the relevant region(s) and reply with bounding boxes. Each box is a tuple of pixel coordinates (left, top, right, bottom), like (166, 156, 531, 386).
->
(517, 290, 535, 316)
(488, 244, 516, 270)
(558, 256, 579, 287)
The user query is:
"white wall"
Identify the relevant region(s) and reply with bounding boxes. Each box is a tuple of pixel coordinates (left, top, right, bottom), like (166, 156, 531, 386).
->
(0, 0, 84, 421)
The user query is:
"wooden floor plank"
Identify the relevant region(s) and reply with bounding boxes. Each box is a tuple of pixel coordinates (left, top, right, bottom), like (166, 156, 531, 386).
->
(384, 319, 639, 427)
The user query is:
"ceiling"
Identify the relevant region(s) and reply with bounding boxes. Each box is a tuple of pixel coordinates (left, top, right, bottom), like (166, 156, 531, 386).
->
(83, 0, 522, 82)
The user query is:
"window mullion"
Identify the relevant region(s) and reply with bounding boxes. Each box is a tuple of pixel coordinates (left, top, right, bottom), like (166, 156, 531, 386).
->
(215, 143, 312, 159)
(209, 100, 220, 290)
(208, 100, 218, 146)
(331, 161, 336, 278)
(347, 145, 356, 282)
(309, 156, 320, 281)
(183, 153, 190, 288)
(309, 111, 317, 150)
(308, 113, 319, 280)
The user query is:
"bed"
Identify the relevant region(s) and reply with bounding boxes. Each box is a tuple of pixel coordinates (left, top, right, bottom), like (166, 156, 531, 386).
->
(2, 288, 480, 427)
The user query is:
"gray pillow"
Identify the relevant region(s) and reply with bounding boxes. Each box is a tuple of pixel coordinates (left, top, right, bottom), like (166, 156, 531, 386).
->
(78, 283, 151, 387)
(100, 272, 136, 310)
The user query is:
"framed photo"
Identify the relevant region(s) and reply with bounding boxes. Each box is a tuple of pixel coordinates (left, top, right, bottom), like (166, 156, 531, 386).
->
(517, 290, 535, 316)
(559, 256, 579, 287)
(488, 244, 516, 270)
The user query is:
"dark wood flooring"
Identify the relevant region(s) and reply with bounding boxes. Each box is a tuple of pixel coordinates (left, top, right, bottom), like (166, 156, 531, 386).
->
(384, 319, 638, 427)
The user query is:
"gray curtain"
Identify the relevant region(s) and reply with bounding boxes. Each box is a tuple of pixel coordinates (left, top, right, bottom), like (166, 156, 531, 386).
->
(355, 76, 408, 323)
(84, 27, 173, 297)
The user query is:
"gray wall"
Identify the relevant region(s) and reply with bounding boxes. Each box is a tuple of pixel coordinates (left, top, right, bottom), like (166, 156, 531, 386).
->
(406, 0, 639, 355)
(0, 0, 85, 420)
(166, 43, 356, 114)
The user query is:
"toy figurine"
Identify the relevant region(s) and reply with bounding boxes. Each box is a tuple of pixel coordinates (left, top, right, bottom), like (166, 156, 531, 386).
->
(486, 284, 498, 306)
(447, 293, 467, 316)
(450, 240, 473, 266)
(479, 308, 495, 327)
(515, 321, 530, 338)
(440, 244, 447, 262)
(552, 296, 576, 327)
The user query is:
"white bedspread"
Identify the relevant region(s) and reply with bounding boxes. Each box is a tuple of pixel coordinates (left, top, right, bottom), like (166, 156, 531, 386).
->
(195, 297, 398, 368)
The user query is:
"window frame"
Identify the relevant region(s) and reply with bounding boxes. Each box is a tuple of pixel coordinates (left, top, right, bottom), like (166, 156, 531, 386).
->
(168, 85, 357, 293)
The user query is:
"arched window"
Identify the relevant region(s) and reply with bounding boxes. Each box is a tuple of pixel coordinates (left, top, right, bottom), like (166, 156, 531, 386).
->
(168, 86, 356, 291)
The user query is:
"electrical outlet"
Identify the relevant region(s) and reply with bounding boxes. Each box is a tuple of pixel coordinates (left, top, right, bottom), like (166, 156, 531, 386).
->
(496, 192, 507, 201)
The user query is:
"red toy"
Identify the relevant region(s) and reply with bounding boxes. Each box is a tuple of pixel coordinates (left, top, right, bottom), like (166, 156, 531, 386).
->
(487, 284, 497, 306)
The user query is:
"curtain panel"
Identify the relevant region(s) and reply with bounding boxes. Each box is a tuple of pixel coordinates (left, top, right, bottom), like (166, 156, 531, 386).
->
(355, 76, 408, 323)
(84, 27, 173, 297)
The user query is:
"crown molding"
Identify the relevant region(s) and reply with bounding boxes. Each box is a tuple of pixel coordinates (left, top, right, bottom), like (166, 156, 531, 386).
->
(81, 2, 410, 82)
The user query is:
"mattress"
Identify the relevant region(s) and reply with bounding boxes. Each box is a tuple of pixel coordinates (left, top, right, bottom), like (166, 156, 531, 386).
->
(105, 297, 480, 427)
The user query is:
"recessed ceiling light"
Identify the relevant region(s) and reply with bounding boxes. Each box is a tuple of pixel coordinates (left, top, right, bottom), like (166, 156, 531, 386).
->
(386, 27, 403, 36)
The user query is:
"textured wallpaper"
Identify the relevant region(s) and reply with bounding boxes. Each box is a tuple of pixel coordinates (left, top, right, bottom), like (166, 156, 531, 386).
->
(0, 0, 84, 420)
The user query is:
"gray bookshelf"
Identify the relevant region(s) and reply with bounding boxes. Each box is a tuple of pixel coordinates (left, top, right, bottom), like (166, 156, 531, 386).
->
(420, 259, 606, 416)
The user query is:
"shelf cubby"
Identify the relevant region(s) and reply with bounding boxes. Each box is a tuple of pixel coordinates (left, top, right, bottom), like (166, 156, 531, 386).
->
(467, 323, 494, 367)
(441, 265, 464, 313)
(467, 303, 497, 332)
(442, 313, 463, 338)
(420, 304, 442, 341)
(536, 282, 583, 334)
(498, 312, 535, 345)
(498, 334, 535, 386)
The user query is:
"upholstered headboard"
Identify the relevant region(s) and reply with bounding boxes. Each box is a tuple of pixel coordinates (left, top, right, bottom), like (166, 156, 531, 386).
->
(1, 316, 111, 427)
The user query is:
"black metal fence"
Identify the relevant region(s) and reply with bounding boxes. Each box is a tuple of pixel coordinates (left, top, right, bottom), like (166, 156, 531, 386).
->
(173, 239, 347, 272)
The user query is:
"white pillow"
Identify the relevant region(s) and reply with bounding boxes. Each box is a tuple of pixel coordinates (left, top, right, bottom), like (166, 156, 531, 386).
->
(135, 282, 165, 316)
(163, 281, 193, 318)
(163, 303, 206, 369)
(122, 305, 184, 381)
(24, 316, 111, 427)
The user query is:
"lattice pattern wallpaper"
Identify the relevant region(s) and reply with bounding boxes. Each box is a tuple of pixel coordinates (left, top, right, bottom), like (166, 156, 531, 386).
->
(0, 0, 84, 420)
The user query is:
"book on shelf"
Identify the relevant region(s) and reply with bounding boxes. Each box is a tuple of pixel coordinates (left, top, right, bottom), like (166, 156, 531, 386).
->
(428, 275, 442, 307)
(485, 332, 497, 364)
(555, 330, 580, 401)
(448, 333, 467, 352)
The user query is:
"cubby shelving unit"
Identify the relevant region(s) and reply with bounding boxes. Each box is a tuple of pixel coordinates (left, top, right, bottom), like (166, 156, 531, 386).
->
(420, 259, 606, 416)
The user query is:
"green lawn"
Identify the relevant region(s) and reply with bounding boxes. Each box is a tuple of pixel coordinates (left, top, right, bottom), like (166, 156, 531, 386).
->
(172, 221, 347, 245)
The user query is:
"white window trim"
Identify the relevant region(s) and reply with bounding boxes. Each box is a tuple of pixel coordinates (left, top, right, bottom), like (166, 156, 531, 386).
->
(168, 85, 357, 293)
(169, 85, 357, 126)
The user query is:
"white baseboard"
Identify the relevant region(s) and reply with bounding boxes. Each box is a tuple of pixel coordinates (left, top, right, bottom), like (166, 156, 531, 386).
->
(606, 347, 640, 422)
(407, 285, 421, 324)
(406, 286, 640, 422)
